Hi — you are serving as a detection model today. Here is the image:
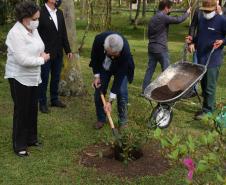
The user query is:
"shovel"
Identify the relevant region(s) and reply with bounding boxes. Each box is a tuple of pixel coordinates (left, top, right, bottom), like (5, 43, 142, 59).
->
(96, 89, 122, 147)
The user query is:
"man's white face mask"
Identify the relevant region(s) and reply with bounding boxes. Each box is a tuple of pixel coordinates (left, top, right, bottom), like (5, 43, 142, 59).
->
(203, 11, 216, 20)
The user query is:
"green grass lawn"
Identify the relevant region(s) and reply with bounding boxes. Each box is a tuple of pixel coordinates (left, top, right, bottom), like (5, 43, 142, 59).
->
(0, 13, 225, 185)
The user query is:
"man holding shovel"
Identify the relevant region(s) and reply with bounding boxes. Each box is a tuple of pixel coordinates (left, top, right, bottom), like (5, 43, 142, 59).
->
(90, 32, 135, 129)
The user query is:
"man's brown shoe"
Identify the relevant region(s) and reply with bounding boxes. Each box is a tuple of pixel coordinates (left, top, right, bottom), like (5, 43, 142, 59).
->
(119, 124, 128, 131)
(95, 121, 105, 129)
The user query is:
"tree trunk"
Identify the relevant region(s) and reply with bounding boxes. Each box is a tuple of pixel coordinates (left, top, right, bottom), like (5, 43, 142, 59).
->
(59, 0, 84, 96)
(80, 0, 86, 20)
(142, 0, 147, 18)
(129, 0, 133, 22)
(190, 0, 199, 25)
(118, 0, 122, 7)
(134, 0, 141, 28)
(106, 0, 112, 29)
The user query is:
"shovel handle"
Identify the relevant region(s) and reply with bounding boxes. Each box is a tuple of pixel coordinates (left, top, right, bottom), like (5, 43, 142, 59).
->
(100, 94, 115, 129)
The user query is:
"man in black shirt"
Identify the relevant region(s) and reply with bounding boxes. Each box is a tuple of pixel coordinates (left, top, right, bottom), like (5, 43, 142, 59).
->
(38, 0, 73, 113)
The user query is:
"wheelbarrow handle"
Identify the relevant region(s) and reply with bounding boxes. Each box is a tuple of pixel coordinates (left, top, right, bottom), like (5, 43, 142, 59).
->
(205, 48, 215, 67)
(181, 42, 188, 62)
(100, 93, 115, 129)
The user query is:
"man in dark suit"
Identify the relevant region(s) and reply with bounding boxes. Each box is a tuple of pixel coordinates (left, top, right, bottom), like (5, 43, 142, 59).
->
(38, 0, 73, 113)
(90, 32, 135, 129)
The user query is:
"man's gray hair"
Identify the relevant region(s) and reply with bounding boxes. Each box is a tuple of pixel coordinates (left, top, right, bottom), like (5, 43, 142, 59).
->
(104, 34, 124, 53)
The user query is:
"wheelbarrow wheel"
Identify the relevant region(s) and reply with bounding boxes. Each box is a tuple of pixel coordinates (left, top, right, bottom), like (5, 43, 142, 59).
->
(147, 104, 173, 129)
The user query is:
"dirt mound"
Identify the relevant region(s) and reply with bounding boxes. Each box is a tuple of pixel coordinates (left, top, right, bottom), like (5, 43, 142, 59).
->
(79, 142, 170, 179)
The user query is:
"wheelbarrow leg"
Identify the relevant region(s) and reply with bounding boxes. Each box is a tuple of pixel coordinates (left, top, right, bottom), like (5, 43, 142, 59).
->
(194, 88, 202, 105)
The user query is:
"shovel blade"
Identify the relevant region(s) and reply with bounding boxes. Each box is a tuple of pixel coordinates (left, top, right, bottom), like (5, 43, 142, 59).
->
(112, 128, 122, 147)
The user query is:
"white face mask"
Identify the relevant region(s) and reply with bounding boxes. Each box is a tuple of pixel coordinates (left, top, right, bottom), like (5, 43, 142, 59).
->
(27, 20, 39, 30)
(203, 11, 216, 20)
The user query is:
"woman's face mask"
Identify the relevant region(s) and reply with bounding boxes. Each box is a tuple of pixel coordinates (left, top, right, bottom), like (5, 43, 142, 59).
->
(27, 20, 39, 30)
(203, 11, 216, 20)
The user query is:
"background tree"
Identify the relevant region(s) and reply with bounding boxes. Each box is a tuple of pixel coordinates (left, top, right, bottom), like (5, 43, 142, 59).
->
(59, 0, 85, 96)
(142, 0, 147, 18)
(79, 0, 87, 20)
(129, 0, 133, 22)
(87, 0, 112, 31)
(134, 0, 141, 28)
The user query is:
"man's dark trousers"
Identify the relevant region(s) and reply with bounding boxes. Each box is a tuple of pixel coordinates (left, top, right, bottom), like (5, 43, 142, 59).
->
(94, 72, 128, 126)
(39, 56, 63, 106)
(201, 66, 220, 113)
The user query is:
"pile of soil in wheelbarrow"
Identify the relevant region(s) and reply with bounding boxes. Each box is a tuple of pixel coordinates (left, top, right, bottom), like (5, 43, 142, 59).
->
(151, 84, 183, 101)
(151, 66, 201, 101)
(78, 142, 170, 179)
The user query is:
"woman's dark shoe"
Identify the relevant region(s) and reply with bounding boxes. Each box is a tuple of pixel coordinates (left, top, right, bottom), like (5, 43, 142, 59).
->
(39, 104, 49, 113)
(51, 100, 66, 108)
(28, 142, 42, 147)
(15, 150, 29, 157)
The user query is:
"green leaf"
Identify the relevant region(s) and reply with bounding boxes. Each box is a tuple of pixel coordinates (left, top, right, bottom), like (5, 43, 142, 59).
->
(187, 135, 195, 153)
(207, 153, 219, 164)
(154, 128, 162, 139)
(197, 161, 208, 173)
(222, 128, 226, 135)
(199, 160, 208, 164)
(200, 135, 208, 145)
(207, 133, 216, 145)
(179, 144, 188, 156)
(168, 148, 179, 160)
(217, 173, 225, 183)
(171, 135, 180, 146)
(160, 138, 170, 148)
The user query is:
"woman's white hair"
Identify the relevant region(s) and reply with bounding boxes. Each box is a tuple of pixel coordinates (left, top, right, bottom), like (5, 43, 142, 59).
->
(104, 34, 124, 53)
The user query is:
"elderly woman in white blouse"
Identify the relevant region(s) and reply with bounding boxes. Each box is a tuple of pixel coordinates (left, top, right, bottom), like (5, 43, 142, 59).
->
(4, 1, 50, 157)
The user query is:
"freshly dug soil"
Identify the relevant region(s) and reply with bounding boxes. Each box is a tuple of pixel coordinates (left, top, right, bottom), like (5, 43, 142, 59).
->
(114, 144, 143, 161)
(79, 142, 170, 179)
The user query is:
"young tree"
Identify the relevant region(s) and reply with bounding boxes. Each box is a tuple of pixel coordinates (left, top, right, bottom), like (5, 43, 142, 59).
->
(134, 0, 141, 28)
(87, 0, 112, 31)
(142, 0, 147, 18)
(129, 0, 133, 21)
(59, 0, 85, 96)
(118, 0, 122, 7)
(80, 0, 86, 20)
(106, 0, 112, 29)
